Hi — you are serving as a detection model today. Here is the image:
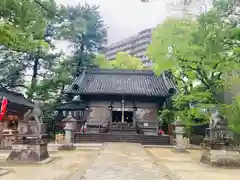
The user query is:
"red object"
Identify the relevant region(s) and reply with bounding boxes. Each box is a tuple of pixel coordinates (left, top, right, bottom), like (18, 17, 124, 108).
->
(0, 97, 8, 121)
(80, 127, 87, 133)
(158, 129, 165, 135)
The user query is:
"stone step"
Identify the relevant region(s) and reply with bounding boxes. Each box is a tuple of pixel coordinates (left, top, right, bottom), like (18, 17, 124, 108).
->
(74, 133, 170, 145)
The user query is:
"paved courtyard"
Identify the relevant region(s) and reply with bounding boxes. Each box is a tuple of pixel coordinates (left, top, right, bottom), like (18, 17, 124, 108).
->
(147, 147, 240, 180)
(78, 143, 170, 180)
(0, 143, 240, 180)
(0, 149, 99, 180)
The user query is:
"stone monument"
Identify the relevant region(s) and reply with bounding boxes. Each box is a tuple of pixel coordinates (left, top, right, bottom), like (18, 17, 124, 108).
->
(172, 117, 187, 153)
(58, 113, 77, 150)
(7, 106, 50, 163)
(201, 110, 240, 167)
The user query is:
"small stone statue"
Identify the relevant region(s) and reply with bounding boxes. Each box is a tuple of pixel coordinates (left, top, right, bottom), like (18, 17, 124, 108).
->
(23, 105, 45, 139)
(209, 110, 227, 129)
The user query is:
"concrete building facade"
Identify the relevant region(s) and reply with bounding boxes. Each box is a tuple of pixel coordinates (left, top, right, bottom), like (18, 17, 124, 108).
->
(166, 0, 213, 18)
(103, 28, 153, 67)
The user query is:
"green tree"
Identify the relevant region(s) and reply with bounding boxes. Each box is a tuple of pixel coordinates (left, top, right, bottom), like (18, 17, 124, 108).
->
(94, 54, 112, 69)
(34, 56, 73, 104)
(95, 52, 144, 70)
(0, 0, 57, 52)
(111, 52, 144, 70)
(147, 5, 240, 128)
(0, 0, 67, 104)
(58, 3, 107, 75)
(0, 48, 26, 89)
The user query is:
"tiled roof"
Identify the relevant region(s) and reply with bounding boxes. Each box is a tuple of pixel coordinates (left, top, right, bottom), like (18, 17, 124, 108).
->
(0, 88, 34, 107)
(66, 69, 177, 97)
(55, 100, 87, 110)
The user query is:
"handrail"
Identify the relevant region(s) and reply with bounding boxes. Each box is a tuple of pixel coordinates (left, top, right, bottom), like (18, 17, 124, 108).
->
(110, 122, 136, 131)
(98, 117, 110, 132)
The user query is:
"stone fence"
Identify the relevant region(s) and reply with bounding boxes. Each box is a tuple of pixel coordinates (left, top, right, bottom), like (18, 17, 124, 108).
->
(0, 135, 19, 149)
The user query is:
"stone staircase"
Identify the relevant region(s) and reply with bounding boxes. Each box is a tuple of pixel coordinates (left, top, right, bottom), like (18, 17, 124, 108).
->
(74, 133, 170, 145)
(75, 121, 171, 145)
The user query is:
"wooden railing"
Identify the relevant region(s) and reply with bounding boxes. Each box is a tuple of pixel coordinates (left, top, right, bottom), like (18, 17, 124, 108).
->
(110, 122, 135, 129)
(99, 118, 110, 133)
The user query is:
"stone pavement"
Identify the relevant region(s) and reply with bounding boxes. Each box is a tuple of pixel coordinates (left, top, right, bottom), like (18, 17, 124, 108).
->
(1, 143, 240, 180)
(147, 148, 240, 180)
(79, 143, 171, 180)
(0, 150, 99, 180)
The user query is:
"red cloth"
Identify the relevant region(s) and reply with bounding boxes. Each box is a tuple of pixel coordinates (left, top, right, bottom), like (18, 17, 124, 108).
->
(80, 126, 87, 132)
(158, 129, 165, 135)
(0, 97, 8, 121)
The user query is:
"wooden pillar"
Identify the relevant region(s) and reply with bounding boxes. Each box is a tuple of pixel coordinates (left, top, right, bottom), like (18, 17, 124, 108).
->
(109, 109, 112, 125)
(121, 97, 124, 123)
(108, 102, 113, 125)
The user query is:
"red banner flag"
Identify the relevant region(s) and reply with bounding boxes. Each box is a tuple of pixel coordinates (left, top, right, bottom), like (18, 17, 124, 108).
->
(0, 97, 8, 121)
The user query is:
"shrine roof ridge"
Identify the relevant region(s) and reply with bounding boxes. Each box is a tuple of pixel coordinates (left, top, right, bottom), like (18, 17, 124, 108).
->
(66, 68, 178, 97)
(86, 68, 155, 75)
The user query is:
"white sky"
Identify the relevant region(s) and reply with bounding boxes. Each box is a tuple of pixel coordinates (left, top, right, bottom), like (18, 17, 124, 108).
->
(56, 0, 168, 44)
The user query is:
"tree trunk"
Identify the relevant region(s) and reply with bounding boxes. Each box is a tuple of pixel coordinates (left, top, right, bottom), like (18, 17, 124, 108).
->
(28, 57, 39, 100)
(75, 40, 85, 77)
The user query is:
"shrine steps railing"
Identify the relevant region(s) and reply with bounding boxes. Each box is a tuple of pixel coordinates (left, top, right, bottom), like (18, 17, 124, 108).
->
(108, 122, 137, 134)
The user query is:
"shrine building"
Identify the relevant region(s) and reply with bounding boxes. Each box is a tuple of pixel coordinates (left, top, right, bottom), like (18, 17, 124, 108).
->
(0, 88, 35, 149)
(55, 69, 177, 144)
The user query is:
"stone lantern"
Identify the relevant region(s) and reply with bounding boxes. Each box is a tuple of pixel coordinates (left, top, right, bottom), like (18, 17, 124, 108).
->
(172, 117, 187, 152)
(59, 113, 77, 150)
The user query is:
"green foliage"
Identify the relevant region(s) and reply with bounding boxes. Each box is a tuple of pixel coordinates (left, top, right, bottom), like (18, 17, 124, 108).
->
(94, 54, 112, 69)
(0, 48, 26, 89)
(223, 96, 240, 133)
(159, 109, 174, 124)
(58, 3, 107, 48)
(147, 2, 240, 130)
(0, 0, 56, 52)
(111, 52, 144, 70)
(95, 52, 144, 70)
(0, 1, 108, 106)
(57, 3, 107, 75)
(33, 56, 73, 103)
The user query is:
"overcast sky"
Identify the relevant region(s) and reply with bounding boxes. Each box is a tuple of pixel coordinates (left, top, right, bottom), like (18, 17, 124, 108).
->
(56, 0, 168, 44)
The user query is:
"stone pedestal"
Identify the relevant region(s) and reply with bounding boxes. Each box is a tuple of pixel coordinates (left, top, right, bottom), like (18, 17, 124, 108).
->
(201, 127, 240, 167)
(201, 149, 240, 167)
(7, 140, 49, 163)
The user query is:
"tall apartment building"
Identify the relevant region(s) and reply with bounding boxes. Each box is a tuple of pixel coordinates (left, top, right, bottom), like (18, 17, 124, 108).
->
(103, 28, 153, 67)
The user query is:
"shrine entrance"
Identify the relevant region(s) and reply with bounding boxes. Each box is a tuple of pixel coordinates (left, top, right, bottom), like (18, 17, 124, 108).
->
(112, 111, 121, 123)
(111, 111, 133, 124)
(124, 111, 133, 124)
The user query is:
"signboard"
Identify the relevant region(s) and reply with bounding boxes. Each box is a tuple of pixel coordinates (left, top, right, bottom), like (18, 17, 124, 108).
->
(0, 97, 8, 121)
(143, 123, 148, 127)
(112, 107, 133, 111)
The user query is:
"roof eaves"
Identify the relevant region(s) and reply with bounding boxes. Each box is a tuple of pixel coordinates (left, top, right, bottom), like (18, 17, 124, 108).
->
(65, 70, 86, 93)
(161, 72, 178, 96)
